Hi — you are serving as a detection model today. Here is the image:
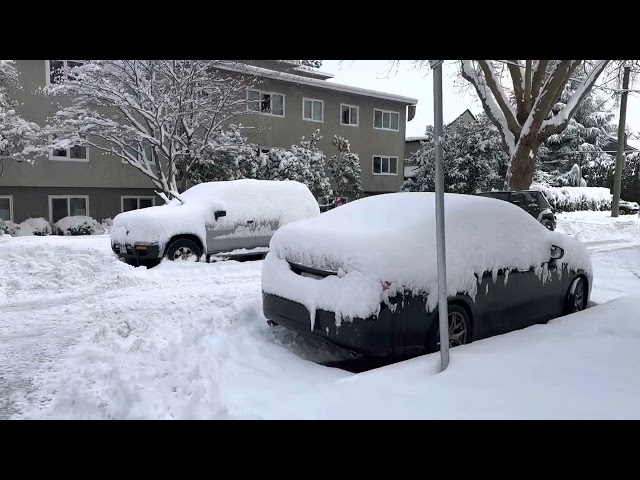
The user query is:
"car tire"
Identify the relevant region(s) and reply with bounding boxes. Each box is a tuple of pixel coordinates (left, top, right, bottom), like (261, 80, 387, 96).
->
(541, 219, 554, 230)
(619, 209, 626, 215)
(425, 303, 472, 353)
(165, 238, 202, 262)
(565, 277, 587, 314)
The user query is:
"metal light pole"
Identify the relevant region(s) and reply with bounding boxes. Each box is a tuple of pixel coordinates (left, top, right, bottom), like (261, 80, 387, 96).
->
(430, 60, 450, 372)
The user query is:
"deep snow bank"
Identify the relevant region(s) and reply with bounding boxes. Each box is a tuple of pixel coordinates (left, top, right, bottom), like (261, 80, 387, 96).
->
(253, 294, 640, 419)
(0, 235, 154, 306)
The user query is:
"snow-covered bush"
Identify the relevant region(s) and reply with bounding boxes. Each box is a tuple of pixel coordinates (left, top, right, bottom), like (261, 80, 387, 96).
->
(288, 129, 332, 198)
(530, 185, 611, 212)
(101, 218, 113, 230)
(327, 135, 362, 200)
(0, 219, 20, 236)
(17, 217, 52, 236)
(54, 216, 105, 236)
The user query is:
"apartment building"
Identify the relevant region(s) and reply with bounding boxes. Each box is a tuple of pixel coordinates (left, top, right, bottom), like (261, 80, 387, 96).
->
(0, 60, 418, 224)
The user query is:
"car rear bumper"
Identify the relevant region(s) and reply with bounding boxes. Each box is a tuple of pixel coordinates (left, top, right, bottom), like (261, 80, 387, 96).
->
(111, 242, 162, 260)
(262, 292, 425, 357)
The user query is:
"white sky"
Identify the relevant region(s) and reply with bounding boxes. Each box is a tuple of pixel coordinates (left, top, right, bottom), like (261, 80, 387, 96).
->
(322, 60, 640, 141)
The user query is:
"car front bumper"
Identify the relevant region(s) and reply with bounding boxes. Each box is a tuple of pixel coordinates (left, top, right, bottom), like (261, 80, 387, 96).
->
(111, 242, 161, 261)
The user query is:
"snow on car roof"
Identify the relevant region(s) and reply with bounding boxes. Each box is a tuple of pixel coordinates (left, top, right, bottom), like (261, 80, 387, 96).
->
(174, 179, 320, 225)
(264, 192, 592, 319)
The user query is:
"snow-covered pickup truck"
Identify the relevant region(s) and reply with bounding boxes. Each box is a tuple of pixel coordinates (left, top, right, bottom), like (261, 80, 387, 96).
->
(110, 179, 320, 266)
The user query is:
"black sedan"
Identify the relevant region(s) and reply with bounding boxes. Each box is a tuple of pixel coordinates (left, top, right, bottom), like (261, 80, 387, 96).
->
(261, 192, 593, 359)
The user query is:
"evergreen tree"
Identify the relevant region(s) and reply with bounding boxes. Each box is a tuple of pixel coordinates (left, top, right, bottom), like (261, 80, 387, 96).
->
(538, 77, 616, 187)
(403, 115, 505, 194)
(327, 135, 362, 200)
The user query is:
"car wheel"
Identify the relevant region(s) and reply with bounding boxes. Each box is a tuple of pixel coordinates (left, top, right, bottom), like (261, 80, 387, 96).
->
(165, 238, 202, 262)
(619, 209, 626, 215)
(541, 219, 554, 230)
(565, 277, 587, 314)
(426, 303, 472, 353)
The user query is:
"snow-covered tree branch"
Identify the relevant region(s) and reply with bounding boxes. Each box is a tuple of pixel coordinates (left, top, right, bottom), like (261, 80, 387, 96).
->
(0, 60, 42, 166)
(43, 60, 260, 197)
(459, 60, 609, 190)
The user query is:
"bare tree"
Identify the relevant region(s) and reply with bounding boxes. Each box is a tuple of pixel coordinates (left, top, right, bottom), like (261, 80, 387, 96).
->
(44, 60, 260, 198)
(459, 60, 609, 190)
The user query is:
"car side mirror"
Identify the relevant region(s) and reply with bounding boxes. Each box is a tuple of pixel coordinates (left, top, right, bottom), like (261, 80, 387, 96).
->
(550, 245, 564, 260)
(214, 210, 227, 220)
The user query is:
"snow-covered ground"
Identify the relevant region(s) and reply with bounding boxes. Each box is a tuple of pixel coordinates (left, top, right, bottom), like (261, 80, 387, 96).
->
(1, 209, 640, 419)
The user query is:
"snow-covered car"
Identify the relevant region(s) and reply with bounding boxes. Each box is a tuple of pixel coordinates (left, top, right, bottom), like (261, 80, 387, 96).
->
(477, 190, 556, 230)
(617, 199, 639, 215)
(110, 179, 320, 266)
(262, 192, 593, 358)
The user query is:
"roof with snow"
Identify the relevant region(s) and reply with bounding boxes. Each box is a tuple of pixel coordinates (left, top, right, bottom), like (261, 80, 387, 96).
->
(405, 109, 478, 142)
(217, 63, 418, 105)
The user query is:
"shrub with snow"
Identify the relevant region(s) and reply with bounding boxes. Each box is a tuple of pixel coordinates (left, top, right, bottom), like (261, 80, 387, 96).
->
(54, 216, 105, 236)
(530, 184, 611, 212)
(327, 135, 362, 200)
(17, 217, 52, 236)
(0, 219, 20, 236)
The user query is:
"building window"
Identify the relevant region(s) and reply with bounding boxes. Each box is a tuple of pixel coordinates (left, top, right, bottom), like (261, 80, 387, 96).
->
(303, 98, 323, 122)
(373, 109, 400, 131)
(49, 135, 89, 162)
(47, 60, 86, 85)
(49, 195, 89, 223)
(257, 147, 272, 155)
(0, 196, 13, 222)
(372, 156, 398, 175)
(341, 104, 359, 126)
(121, 196, 155, 212)
(122, 142, 155, 165)
(247, 89, 285, 117)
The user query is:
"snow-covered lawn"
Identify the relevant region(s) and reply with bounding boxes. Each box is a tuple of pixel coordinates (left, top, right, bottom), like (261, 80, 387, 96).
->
(1, 209, 640, 419)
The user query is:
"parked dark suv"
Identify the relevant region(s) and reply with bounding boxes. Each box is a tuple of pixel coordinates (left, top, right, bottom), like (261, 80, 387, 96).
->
(477, 190, 557, 230)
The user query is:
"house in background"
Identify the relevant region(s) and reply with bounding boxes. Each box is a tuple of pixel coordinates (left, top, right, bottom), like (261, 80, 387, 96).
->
(403, 109, 477, 182)
(0, 60, 418, 225)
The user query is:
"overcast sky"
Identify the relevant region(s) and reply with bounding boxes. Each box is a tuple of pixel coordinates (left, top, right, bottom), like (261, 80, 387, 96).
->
(322, 60, 640, 141)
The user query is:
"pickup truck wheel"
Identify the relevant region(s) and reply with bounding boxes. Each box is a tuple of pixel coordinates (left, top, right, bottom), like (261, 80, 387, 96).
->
(166, 239, 202, 262)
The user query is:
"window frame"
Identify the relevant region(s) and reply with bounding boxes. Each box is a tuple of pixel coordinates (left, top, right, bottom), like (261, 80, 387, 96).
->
(302, 97, 324, 123)
(0, 195, 14, 222)
(45, 60, 87, 87)
(340, 103, 360, 127)
(121, 195, 156, 212)
(372, 155, 399, 176)
(48, 135, 89, 163)
(48, 195, 90, 224)
(246, 89, 286, 118)
(373, 108, 400, 132)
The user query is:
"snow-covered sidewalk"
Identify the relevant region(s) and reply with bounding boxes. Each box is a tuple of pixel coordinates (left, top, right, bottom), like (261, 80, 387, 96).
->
(2, 209, 640, 419)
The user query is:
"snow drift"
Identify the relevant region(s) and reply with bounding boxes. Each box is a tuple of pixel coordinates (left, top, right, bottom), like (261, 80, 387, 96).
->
(263, 192, 593, 323)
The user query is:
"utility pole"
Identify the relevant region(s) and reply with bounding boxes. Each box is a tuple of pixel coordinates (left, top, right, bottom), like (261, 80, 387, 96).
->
(612, 65, 631, 217)
(430, 60, 450, 372)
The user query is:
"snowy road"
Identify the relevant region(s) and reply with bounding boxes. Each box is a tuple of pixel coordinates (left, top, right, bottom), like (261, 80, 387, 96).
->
(1, 210, 640, 419)
(0, 236, 349, 419)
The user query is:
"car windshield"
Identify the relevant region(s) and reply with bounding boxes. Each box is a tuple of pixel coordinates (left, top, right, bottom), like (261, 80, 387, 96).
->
(478, 192, 511, 201)
(535, 192, 551, 209)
